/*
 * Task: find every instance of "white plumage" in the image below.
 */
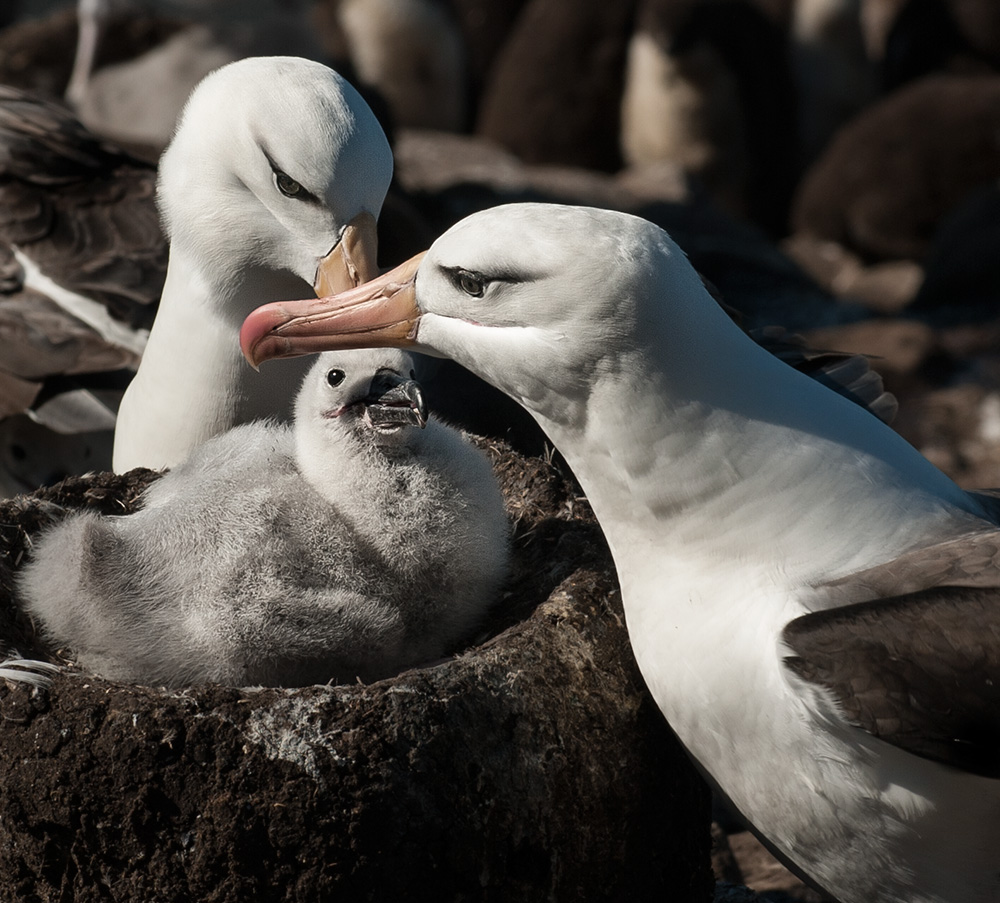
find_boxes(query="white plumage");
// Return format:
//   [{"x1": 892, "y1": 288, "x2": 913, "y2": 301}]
[
  {"x1": 241, "y1": 202, "x2": 1000, "y2": 903},
  {"x1": 20, "y1": 348, "x2": 509, "y2": 688},
  {"x1": 113, "y1": 55, "x2": 392, "y2": 472}
]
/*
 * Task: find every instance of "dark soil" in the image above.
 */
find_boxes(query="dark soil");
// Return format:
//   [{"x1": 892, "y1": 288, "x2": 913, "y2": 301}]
[{"x1": 0, "y1": 442, "x2": 712, "y2": 902}]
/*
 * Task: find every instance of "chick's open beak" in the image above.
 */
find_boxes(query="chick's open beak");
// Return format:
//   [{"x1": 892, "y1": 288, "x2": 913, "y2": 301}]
[
  {"x1": 241, "y1": 251, "x2": 425, "y2": 369},
  {"x1": 365, "y1": 372, "x2": 427, "y2": 430}
]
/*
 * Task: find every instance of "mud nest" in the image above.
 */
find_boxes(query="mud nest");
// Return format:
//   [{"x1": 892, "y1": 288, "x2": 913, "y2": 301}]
[{"x1": 0, "y1": 441, "x2": 711, "y2": 902}]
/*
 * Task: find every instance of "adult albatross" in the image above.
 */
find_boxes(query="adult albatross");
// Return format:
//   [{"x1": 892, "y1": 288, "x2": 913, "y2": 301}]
[
  {"x1": 112, "y1": 55, "x2": 392, "y2": 472},
  {"x1": 241, "y1": 203, "x2": 1000, "y2": 903}
]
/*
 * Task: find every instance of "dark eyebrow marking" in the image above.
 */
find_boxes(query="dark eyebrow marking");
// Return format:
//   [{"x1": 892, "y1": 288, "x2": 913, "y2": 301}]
[
  {"x1": 260, "y1": 146, "x2": 323, "y2": 206},
  {"x1": 440, "y1": 265, "x2": 532, "y2": 285}
]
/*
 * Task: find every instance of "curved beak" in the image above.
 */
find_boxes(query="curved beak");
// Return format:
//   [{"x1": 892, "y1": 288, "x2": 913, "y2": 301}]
[
  {"x1": 315, "y1": 210, "x2": 380, "y2": 296},
  {"x1": 365, "y1": 372, "x2": 427, "y2": 430},
  {"x1": 241, "y1": 251, "x2": 425, "y2": 369}
]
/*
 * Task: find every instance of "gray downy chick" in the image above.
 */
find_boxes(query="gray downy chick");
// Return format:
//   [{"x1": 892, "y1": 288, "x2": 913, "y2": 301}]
[{"x1": 18, "y1": 348, "x2": 510, "y2": 687}]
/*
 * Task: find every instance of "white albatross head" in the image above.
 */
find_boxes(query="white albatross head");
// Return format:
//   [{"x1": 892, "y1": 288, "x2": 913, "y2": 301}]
[
  {"x1": 113, "y1": 56, "x2": 394, "y2": 473},
  {"x1": 296, "y1": 348, "x2": 427, "y2": 451},
  {"x1": 239, "y1": 203, "x2": 739, "y2": 431},
  {"x1": 158, "y1": 56, "x2": 393, "y2": 311},
  {"x1": 238, "y1": 201, "x2": 961, "y2": 499},
  {"x1": 292, "y1": 348, "x2": 429, "y2": 507}
]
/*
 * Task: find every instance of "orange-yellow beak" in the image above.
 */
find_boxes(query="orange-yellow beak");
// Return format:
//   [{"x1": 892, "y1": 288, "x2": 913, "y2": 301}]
[
  {"x1": 241, "y1": 251, "x2": 425, "y2": 369},
  {"x1": 315, "y1": 210, "x2": 380, "y2": 296}
]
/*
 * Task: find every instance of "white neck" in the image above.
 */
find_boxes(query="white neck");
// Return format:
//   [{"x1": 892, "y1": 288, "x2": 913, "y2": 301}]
[
  {"x1": 294, "y1": 415, "x2": 375, "y2": 515},
  {"x1": 534, "y1": 308, "x2": 978, "y2": 603},
  {"x1": 293, "y1": 417, "x2": 451, "y2": 552},
  {"x1": 113, "y1": 249, "x2": 312, "y2": 472},
  {"x1": 525, "y1": 312, "x2": 995, "y2": 900}
]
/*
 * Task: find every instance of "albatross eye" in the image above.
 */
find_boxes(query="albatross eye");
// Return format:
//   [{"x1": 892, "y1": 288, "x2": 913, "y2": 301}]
[
  {"x1": 456, "y1": 270, "x2": 486, "y2": 298},
  {"x1": 326, "y1": 368, "x2": 346, "y2": 387},
  {"x1": 275, "y1": 171, "x2": 302, "y2": 198}
]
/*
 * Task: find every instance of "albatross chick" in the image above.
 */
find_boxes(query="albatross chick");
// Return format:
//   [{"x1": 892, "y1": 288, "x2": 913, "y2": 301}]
[{"x1": 20, "y1": 348, "x2": 508, "y2": 688}]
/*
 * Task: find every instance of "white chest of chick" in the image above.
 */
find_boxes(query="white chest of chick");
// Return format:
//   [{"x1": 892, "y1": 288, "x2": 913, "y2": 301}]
[{"x1": 20, "y1": 349, "x2": 509, "y2": 687}]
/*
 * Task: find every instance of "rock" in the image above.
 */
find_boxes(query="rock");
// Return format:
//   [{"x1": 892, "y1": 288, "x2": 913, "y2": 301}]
[
  {"x1": 711, "y1": 822, "x2": 743, "y2": 886},
  {"x1": 713, "y1": 882, "x2": 762, "y2": 902},
  {"x1": 0, "y1": 443, "x2": 712, "y2": 901}
]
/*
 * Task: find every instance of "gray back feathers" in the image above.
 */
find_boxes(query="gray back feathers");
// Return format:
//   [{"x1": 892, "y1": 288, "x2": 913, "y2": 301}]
[{"x1": 18, "y1": 349, "x2": 509, "y2": 687}]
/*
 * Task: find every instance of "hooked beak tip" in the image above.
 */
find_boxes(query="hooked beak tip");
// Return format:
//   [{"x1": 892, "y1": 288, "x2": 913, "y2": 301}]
[{"x1": 240, "y1": 251, "x2": 426, "y2": 366}]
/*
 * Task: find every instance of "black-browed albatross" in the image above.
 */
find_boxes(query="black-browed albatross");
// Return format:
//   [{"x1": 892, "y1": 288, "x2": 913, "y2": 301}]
[
  {"x1": 19, "y1": 347, "x2": 509, "y2": 688},
  {"x1": 241, "y1": 202, "x2": 1000, "y2": 903},
  {"x1": 112, "y1": 54, "x2": 393, "y2": 472}
]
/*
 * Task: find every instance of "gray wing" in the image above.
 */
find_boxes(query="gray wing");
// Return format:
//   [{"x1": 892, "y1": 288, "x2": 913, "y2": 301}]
[
  {"x1": 785, "y1": 528, "x2": 1000, "y2": 777},
  {"x1": 784, "y1": 587, "x2": 1000, "y2": 777},
  {"x1": 821, "y1": 528, "x2": 1000, "y2": 599}
]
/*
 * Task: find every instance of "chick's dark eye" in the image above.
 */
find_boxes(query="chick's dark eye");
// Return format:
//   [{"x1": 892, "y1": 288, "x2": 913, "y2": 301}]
[
  {"x1": 326, "y1": 368, "x2": 346, "y2": 387},
  {"x1": 275, "y1": 171, "x2": 302, "y2": 198},
  {"x1": 456, "y1": 271, "x2": 485, "y2": 297},
  {"x1": 409, "y1": 369, "x2": 416, "y2": 379}
]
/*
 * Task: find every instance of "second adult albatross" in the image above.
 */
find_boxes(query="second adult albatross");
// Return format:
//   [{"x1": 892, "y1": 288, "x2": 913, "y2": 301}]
[
  {"x1": 112, "y1": 55, "x2": 392, "y2": 472},
  {"x1": 241, "y1": 203, "x2": 1000, "y2": 903},
  {"x1": 21, "y1": 348, "x2": 508, "y2": 687}
]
